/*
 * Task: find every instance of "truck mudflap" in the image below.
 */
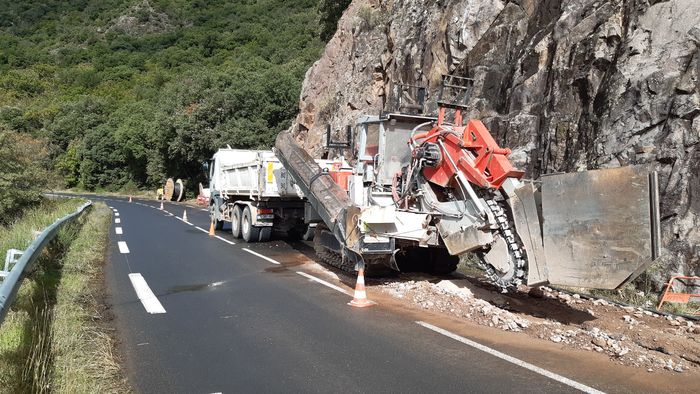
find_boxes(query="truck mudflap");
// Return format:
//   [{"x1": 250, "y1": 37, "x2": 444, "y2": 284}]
[{"x1": 522, "y1": 166, "x2": 661, "y2": 289}]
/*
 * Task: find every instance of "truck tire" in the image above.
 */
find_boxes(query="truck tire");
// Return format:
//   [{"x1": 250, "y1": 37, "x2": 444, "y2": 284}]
[
  {"x1": 231, "y1": 205, "x2": 243, "y2": 239},
  {"x1": 241, "y1": 206, "x2": 260, "y2": 243}
]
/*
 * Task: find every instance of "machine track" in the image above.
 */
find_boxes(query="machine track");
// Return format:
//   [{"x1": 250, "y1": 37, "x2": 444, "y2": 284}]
[
  {"x1": 479, "y1": 199, "x2": 527, "y2": 290},
  {"x1": 313, "y1": 225, "x2": 355, "y2": 272},
  {"x1": 312, "y1": 224, "x2": 397, "y2": 276}
]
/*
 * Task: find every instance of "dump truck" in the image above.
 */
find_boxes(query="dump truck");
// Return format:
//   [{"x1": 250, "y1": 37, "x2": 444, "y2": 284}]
[
  {"x1": 271, "y1": 75, "x2": 661, "y2": 290},
  {"x1": 206, "y1": 148, "x2": 343, "y2": 242}
]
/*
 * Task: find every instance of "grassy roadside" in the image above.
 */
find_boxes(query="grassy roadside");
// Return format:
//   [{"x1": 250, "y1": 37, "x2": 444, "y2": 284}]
[
  {"x1": 0, "y1": 200, "x2": 129, "y2": 393},
  {"x1": 50, "y1": 203, "x2": 129, "y2": 393},
  {"x1": 0, "y1": 198, "x2": 87, "y2": 392},
  {"x1": 0, "y1": 198, "x2": 86, "y2": 259}
]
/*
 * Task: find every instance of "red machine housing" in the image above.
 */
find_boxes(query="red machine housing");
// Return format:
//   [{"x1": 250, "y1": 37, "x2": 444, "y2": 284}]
[
  {"x1": 412, "y1": 109, "x2": 524, "y2": 189},
  {"x1": 328, "y1": 162, "x2": 353, "y2": 191}
]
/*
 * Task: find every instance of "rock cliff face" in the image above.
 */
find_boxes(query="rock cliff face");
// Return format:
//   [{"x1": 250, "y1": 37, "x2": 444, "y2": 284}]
[{"x1": 292, "y1": 0, "x2": 700, "y2": 283}]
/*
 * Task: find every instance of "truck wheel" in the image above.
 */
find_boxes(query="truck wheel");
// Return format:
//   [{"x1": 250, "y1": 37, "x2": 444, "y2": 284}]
[
  {"x1": 259, "y1": 227, "x2": 272, "y2": 242},
  {"x1": 241, "y1": 206, "x2": 260, "y2": 243},
  {"x1": 231, "y1": 205, "x2": 243, "y2": 239}
]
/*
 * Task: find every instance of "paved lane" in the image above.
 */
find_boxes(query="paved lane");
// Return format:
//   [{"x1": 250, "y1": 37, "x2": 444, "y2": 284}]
[{"x1": 101, "y1": 196, "x2": 594, "y2": 393}]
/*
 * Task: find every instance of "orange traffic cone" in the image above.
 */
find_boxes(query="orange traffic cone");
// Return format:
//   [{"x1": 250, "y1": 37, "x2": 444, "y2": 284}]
[
  {"x1": 129, "y1": 195, "x2": 133, "y2": 203},
  {"x1": 159, "y1": 201, "x2": 164, "y2": 210},
  {"x1": 208, "y1": 220, "x2": 216, "y2": 237},
  {"x1": 183, "y1": 210, "x2": 188, "y2": 222},
  {"x1": 348, "y1": 265, "x2": 375, "y2": 308}
]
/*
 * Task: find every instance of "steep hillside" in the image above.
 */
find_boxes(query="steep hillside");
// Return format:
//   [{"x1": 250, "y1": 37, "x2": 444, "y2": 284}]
[
  {"x1": 0, "y1": 0, "x2": 326, "y2": 190},
  {"x1": 291, "y1": 0, "x2": 699, "y2": 281}
]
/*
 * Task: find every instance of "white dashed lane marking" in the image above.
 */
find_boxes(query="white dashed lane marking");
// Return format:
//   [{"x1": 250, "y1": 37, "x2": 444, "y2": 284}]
[
  {"x1": 115, "y1": 227, "x2": 123, "y2": 235},
  {"x1": 118, "y1": 241, "x2": 130, "y2": 254},
  {"x1": 115, "y1": 218, "x2": 121, "y2": 224},
  {"x1": 215, "y1": 235, "x2": 235, "y2": 245},
  {"x1": 128, "y1": 273, "x2": 166, "y2": 314},
  {"x1": 296, "y1": 271, "x2": 351, "y2": 295},
  {"x1": 242, "y1": 248, "x2": 281, "y2": 265}
]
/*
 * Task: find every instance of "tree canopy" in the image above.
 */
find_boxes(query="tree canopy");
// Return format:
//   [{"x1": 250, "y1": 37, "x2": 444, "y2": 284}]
[{"x1": 0, "y1": 0, "x2": 344, "y2": 192}]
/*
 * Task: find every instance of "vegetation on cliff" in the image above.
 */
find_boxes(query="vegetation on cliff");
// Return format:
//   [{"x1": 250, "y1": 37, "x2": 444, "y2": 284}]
[{"x1": 1, "y1": 0, "x2": 338, "y2": 191}]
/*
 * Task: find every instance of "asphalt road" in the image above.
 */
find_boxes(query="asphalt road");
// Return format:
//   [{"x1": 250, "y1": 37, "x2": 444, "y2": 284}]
[{"x1": 96, "y1": 196, "x2": 596, "y2": 393}]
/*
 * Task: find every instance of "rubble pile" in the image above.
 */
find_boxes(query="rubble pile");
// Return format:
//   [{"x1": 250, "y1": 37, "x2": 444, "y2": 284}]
[
  {"x1": 378, "y1": 277, "x2": 700, "y2": 373},
  {"x1": 384, "y1": 280, "x2": 531, "y2": 332}
]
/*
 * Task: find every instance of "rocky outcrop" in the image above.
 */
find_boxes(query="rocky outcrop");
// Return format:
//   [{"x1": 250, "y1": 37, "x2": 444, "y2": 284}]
[
  {"x1": 292, "y1": 0, "x2": 700, "y2": 283},
  {"x1": 104, "y1": 0, "x2": 173, "y2": 36}
]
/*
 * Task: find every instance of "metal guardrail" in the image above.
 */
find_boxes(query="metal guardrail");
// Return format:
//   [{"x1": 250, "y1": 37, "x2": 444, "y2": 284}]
[{"x1": 0, "y1": 200, "x2": 92, "y2": 324}]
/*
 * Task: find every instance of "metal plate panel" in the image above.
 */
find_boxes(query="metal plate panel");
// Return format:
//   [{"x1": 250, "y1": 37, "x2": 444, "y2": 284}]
[
  {"x1": 377, "y1": 122, "x2": 418, "y2": 185},
  {"x1": 542, "y1": 166, "x2": 653, "y2": 289}
]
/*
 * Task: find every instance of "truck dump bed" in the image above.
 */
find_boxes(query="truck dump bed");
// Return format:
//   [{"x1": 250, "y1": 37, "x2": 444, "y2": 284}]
[{"x1": 212, "y1": 149, "x2": 302, "y2": 200}]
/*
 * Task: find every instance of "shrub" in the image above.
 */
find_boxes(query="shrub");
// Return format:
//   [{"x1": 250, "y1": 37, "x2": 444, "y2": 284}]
[{"x1": 0, "y1": 131, "x2": 48, "y2": 224}]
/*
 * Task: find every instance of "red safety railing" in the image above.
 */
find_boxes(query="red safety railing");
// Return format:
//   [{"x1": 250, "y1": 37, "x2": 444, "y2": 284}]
[{"x1": 657, "y1": 276, "x2": 700, "y2": 315}]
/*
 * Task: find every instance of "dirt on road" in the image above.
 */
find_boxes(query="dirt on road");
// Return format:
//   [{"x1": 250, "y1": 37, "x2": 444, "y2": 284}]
[
  {"x1": 262, "y1": 239, "x2": 699, "y2": 378},
  {"x1": 374, "y1": 274, "x2": 699, "y2": 374}
]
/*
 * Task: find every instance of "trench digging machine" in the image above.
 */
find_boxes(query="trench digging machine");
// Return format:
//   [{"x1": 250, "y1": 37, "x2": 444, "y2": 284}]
[{"x1": 275, "y1": 75, "x2": 660, "y2": 290}]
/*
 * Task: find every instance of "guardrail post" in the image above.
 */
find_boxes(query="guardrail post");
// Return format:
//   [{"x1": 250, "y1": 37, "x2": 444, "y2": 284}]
[{"x1": 0, "y1": 249, "x2": 24, "y2": 280}]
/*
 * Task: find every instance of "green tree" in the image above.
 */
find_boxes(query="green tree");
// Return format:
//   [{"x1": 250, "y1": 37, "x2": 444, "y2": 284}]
[
  {"x1": 318, "y1": 0, "x2": 352, "y2": 41},
  {"x1": 0, "y1": 0, "x2": 344, "y2": 192},
  {"x1": 54, "y1": 140, "x2": 81, "y2": 188},
  {"x1": 0, "y1": 130, "x2": 47, "y2": 224},
  {"x1": 79, "y1": 126, "x2": 127, "y2": 190}
]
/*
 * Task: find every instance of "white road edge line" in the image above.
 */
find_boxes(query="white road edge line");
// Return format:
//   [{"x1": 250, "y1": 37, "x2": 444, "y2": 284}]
[
  {"x1": 128, "y1": 273, "x2": 166, "y2": 314},
  {"x1": 296, "y1": 271, "x2": 351, "y2": 295},
  {"x1": 415, "y1": 321, "x2": 605, "y2": 394},
  {"x1": 115, "y1": 218, "x2": 121, "y2": 224},
  {"x1": 242, "y1": 248, "x2": 281, "y2": 265},
  {"x1": 194, "y1": 226, "x2": 209, "y2": 233},
  {"x1": 215, "y1": 235, "x2": 235, "y2": 245},
  {"x1": 117, "y1": 241, "x2": 130, "y2": 254},
  {"x1": 115, "y1": 227, "x2": 123, "y2": 235}
]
